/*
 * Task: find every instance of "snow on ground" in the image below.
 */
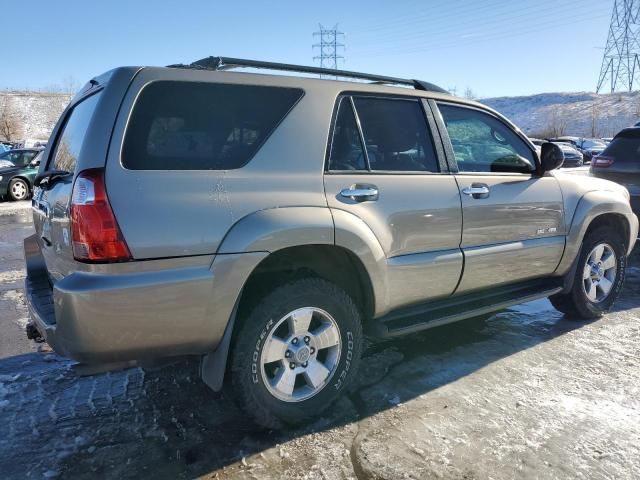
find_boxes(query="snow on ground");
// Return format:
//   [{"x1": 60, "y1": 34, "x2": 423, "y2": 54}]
[{"x1": 0, "y1": 200, "x2": 638, "y2": 479}]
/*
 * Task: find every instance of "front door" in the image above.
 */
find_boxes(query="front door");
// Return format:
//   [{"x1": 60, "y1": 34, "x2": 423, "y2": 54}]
[
  {"x1": 324, "y1": 95, "x2": 463, "y2": 310},
  {"x1": 435, "y1": 102, "x2": 565, "y2": 293}
]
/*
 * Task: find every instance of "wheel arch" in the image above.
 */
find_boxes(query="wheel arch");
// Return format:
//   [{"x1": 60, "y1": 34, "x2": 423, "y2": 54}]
[{"x1": 557, "y1": 190, "x2": 638, "y2": 275}]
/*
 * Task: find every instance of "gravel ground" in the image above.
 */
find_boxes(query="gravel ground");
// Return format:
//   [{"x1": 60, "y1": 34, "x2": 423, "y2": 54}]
[{"x1": 0, "y1": 200, "x2": 639, "y2": 479}]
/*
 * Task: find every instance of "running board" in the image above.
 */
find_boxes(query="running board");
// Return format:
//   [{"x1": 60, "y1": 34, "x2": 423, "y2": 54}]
[{"x1": 368, "y1": 278, "x2": 563, "y2": 338}]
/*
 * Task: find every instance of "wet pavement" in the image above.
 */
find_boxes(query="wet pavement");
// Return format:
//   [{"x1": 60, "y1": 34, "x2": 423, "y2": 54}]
[{"x1": 0, "y1": 200, "x2": 639, "y2": 479}]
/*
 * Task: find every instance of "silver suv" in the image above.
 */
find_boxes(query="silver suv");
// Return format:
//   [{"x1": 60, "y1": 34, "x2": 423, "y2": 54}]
[{"x1": 24, "y1": 57, "x2": 638, "y2": 428}]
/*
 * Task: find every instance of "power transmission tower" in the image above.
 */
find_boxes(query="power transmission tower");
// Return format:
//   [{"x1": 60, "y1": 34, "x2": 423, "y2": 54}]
[
  {"x1": 596, "y1": 0, "x2": 640, "y2": 93},
  {"x1": 313, "y1": 24, "x2": 345, "y2": 77}
]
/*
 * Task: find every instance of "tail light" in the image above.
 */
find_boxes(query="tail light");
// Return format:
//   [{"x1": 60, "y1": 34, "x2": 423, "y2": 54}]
[
  {"x1": 591, "y1": 155, "x2": 615, "y2": 167},
  {"x1": 70, "y1": 169, "x2": 131, "y2": 262}
]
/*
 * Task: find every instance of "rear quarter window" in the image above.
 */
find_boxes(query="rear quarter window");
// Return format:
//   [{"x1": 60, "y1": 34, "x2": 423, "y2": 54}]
[
  {"x1": 50, "y1": 91, "x2": 103, "y2": 172},
  {"x1": 122, "y1": 81, "x2": 304, "y2": 170}
]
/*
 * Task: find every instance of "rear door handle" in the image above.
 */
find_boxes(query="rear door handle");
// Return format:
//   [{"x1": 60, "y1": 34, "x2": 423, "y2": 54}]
[
  {"x1": 340, "y1": 184, "x2": 379, "y2": 202},
  {"x1": 462, "y1": 184, "x2": 490, "y2": 199}
]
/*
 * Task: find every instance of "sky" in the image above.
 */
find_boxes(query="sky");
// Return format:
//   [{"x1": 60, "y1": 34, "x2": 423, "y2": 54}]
[{"x1": 3, "y1": 0, "x2": 614, "y2": 98}]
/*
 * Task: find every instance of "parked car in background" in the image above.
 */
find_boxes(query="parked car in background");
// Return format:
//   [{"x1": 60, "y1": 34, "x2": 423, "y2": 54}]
[
  {"x1": 549, "y1": 136, "x2": 580, "y2": 147},
  {"x1": 0, "y1": 143, "x2": 10, "y2": 153},
  {"x1": 551, "y1": 141, "x2": 583, "y2": 167},
  {"x1": 591, "y1": 127, "x2": 640, "y2": 212},
  {"x1": 23, "y1": 58, "x2": 637, "y2": 428},
  {"x1": 576, "y1": 138, "x2": 606, "y2": 164},
  {"x1": 0, "y1": 149, "x2": 42, "y2": 201}
]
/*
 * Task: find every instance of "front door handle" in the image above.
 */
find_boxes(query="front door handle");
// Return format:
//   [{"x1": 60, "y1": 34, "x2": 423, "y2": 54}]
[
  {"x1": 340, "y1": 184, "x2": 379, "y2": 202},
  {"x1": 462, "y1": 183, "x2": 490, "y2": 199}
]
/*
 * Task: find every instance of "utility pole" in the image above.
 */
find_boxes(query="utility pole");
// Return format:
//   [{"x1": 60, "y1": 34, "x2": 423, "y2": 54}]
[
  {"x1": 596, "y1": 0, "x2": 640, "y2": 93},
  {"x1": 313, "y1": 24, "x2": 345, "y2": 77}
]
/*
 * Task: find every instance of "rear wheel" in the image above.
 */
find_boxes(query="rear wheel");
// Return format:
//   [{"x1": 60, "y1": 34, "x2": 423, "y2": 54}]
[
  {"x1": 229, "y1": 278, "x2": 363, "y2": 429},
  {"x1": 550, "y1": 226, "x2": 626, "y2": 319},
  {"x1": 8, "y1": 178, "x2": 29, "y2": 201}
]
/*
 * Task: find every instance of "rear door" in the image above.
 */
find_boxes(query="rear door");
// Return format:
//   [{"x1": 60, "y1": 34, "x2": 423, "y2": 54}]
[
  {"x1": 324, "y1": 95, "x2": 463, "y2": 310},
  {"x1": 434, "y1": 102, "x2": 565, "y2": 293}
]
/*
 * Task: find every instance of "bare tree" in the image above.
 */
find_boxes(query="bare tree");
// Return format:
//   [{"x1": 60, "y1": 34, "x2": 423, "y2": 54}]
[
  {"x1": 0, "y1": 98, "x2": 22, "y2": 142},
  {"x1": 547, "y1": 106, "x2": 568, "y2": 137},
  {"x1": 61, "y1": 75, "x2": 80, "y2": 95},
  {"x1": 589, "y1": 105, "x2": 601, "y2": 138}
]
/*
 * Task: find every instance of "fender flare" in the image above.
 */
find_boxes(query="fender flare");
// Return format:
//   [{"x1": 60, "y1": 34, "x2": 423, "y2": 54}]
[
  {"x1": 556, "y1": 190, "x2": 637, "y2": 275},
  {"x1": 216, "y1": 206, "x2": 334, "y2": 254},
  {"x1": 330, "y1": 208, "x2": 389, "y2": 317}
]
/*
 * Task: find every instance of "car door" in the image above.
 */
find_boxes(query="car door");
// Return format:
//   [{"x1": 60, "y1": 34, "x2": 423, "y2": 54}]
[
  {"x1": 324, "y1": 95, "x2": 463, "y2": 311},
  {"x1": 434, "y1": 101, "x2": 565, "y2": 293}
]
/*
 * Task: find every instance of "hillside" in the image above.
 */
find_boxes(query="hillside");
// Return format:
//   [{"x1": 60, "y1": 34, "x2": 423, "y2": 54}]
[
  {"x1": 482, "y1": 90, "x2": 640, "y2": 138},
  {"x1": 0, "y1": 91, "x2": 71, "y2": 141},
  {"x1": 2, "y1": 89, "x2": 640, "y2": 143}
]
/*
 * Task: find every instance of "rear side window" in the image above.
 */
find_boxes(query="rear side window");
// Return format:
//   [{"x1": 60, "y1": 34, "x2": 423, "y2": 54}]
[
  {"x1": 354, "y1": 97, "x2": 439, "y2": 172},
  {"x1": 122, "y1": 81, "x2": 303, "y2": 170},
  {"x1": 601, "y1": 136, "x2": 640, "y2": 163},
  {"x1": 50, "y1": 92, "x2": 102, "y2": 172}
]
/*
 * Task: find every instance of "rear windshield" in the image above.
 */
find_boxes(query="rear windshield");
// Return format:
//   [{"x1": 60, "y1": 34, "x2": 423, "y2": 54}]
[
  {"x1": 50, "y1": 91, "x2": 102, "y2": 172},
  {"x1": 601, "y1": 136, "x2": 640, "y2": 163},
  {"x1": 122, "y1": 81, "x2": 304, "y2": 170}
]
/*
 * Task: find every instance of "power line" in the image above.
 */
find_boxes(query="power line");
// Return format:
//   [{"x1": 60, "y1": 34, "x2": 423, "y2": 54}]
[
  {"x1": 313, "y1": 24, "x2": 345, "y2": 77},
  {"x1": 596, "y1": 0, "x2": 640, "y2": 93},
  {"x1": 351, "y1": 4, "x2": 609, "y2": 56},
  {"x1": 351, "y1": 10, "x2": 608, "y2": 58}
]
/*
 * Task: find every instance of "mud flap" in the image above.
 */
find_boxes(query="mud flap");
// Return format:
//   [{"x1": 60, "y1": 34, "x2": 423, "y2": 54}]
[{"x1": 200, "y1": 294, "x2": 241, "y2": 391}]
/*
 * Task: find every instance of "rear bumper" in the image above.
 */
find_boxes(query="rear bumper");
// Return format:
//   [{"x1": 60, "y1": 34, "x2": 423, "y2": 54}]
[{"x1": 24, "y1": 234, "x2": 266, "y2": 363}]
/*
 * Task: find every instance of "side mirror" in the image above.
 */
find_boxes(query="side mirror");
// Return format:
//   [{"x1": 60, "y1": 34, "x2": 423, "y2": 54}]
[
  {"x1": 540, "y1": 142, "x2": 564, "y2": 172},
  {"x1": 29, "y1": 160, "x2": 40, "y2": 168}
]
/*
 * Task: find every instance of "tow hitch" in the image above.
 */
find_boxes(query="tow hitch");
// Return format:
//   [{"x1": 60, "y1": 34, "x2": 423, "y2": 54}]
[{"x1": 26, "y1": 322, "x2": 44, "y2": 343}]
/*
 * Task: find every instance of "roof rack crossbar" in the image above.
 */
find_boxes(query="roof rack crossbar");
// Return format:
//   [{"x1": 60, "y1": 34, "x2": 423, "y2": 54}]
[{"x1": 167, "y1": 56, "x2": 449, "y2": 94}]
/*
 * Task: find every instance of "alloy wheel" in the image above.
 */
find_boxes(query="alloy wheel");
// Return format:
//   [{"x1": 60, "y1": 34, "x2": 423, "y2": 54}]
[
  {"x1": 260, "y1": 307, "x2": 341, "y2": 402},
  {"x1": 582, "y1": 243, "x2": 617, "y2": 303}
]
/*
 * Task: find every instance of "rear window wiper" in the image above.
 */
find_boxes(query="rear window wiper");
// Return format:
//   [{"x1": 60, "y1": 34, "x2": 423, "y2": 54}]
[{"x1": 34, "y1": 169, "x2": 72, "y2": 188}]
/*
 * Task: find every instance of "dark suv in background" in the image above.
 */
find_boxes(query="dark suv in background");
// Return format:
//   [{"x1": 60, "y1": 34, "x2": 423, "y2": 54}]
[{"x1": 591, "y1": 127, "x2": 640, "y2": 212}]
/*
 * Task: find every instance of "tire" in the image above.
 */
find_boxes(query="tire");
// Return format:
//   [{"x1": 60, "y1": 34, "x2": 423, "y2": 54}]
[
  {"x1": 229, "y1": 277, "x2": 363, "y2": 429},
  {"x1": 550, "y1": 226, "x2": 626, "y2": 320},
  {"x1": 8, "y1": 178, "x2": 29, "y2": 201}
]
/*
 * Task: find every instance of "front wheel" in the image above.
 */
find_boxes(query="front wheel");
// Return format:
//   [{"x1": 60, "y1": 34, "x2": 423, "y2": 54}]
[
  {"x1": 550, "y1": 226, "x2": 626, "y2": 319},
  {"x1": 229, "y1": 278, "x2": 363, "y2": 429}
]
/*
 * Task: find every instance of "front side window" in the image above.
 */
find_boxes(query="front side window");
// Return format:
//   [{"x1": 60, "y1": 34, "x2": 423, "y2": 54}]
[
  {"x1": 51, "y1": 92, "x2": 102, "y2": 172},
  {"x1": 122, "y1": 81, "x2": 303, "y2": 170},
  {"x1": 354, "y1": 97, "x2": 439, "y2": 172},
  {"x1": 438, "y1": 104, "x2": 536, "y2": 174}
]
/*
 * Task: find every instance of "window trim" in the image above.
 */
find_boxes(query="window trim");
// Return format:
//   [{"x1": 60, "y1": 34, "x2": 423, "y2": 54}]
[
  {"x1": 433, "y1": 100, "x2": 540, "y2": 176},
  {"x1": 325, "y1": 92, "x2": 450, "y2": 175}
]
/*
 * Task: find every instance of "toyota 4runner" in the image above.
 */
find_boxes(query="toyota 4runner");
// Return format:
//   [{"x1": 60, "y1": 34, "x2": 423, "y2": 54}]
[{"x1": 24, "y1": 57, "x2": 638, "y2": 428}]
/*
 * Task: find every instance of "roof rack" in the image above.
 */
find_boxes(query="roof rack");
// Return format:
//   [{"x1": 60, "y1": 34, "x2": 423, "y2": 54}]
[{"x1": 167, "y1": 56, "x2": 449, "y2": 94}]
